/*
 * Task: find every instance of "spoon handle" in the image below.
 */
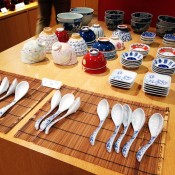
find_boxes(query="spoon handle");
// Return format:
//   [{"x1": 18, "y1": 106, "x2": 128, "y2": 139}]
[
  {"x1": 39, "y1": 110, "x2": 61, "y2": 131},
  {"x1": 114, "y1": 126, "x2": 128, "y2": 153},
  {"x1": 106, "y1": 125, "x2": 120, "y2": 153},
  {"x1": 90, "y1": 120, "x2": 105, "y2": 146},
  {"x1": 122, "y1": 131, "x2": 139, "y2": 158},
  {"x1": 136, "y1": 136, "x2": 156, "y2": 162},
  {"x1": 35, "y1": 109, "x2": 53, "y2": 130},
  {"x1": 0, "y1": 101, "x2": 16, "y2": 117}
]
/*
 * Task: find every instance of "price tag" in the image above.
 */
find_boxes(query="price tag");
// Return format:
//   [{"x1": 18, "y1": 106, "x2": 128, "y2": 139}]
[
  {"x1": 42, "y1": 78, "x2": 63, "y2": 89},
  {"x1": 15, "y1": 2, "x2": 25, "y2": 10},
  {"x1": 1, "y1": 7, "x2": 8, "y2": 13}
]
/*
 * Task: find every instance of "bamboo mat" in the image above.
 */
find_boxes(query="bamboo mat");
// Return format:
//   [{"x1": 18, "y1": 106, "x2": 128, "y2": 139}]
[
  {"x1": 0, "y1": 70, "x2": 52, "y2": 134},
  {"x1": 15, "y1": 85, "x2": 169, "y2": 175}
]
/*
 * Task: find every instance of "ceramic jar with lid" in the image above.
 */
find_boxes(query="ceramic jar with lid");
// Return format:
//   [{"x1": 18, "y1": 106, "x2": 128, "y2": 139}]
[
  {"x1": 109, "y1": 36, "x2": 125, "y2": 50},
  {"x1": 37, "y1": 27, "x2": 58, "y2": 53},
  {"x1": 79, "y1": 26, "x2": 96, "y2": 47},
  {"x1": 82, "y1": 48, "x2": 107, "y2": 74},
  {"x1": 21, "y1": 40, "x2": 46, "y2": 64},
  {"x1": 55, "y1": 27, "x2": 69, "y2": 43},
  {"x1": 68, "y1": 33, "x2": 87, "y2": 56},
  {"x1": 90, "y1": 24, "x2": 104, "y2": 39},
  {"x1": 92, "y1": 37, "x2": 116, "y2": 60},
  {"x1": 52, "y1": 42, "x2": 77, "y2": 66}
]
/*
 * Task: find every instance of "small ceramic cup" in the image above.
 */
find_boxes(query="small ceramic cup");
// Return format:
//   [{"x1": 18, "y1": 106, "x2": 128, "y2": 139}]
[
  {"x1": 109, "y1": 36, "x2": 125, "y2": 50},
  {"x1": 55, "y1": 27, "x2": 69, "y2": 43},
  {"x1": 90, "y1": 24, "x2": 104, "y2": 39}
]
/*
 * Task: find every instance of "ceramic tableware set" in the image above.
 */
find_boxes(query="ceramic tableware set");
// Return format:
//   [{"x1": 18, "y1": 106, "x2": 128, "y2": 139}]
[
  {"x1": 34, "y1": 90, "x2": 81, "y2": 134},
  {"x1": 0, "y1": 77, "x2": 29, "y2": 117},
  {"x1": 156, "y1": 47, "x2": 175, "y2": 60},
  {"x1": 143, "y1": 72, "x2": 171, "y2": 96},
  {"x1": 108, "y1": 69, "x2": 137, "y2": 89},
  {"x1": 90, "y1": 99, "x2": 164, "y2": 161},
  {"x1": 120, "y1": 51, "x2": 143, "y2": 69},
  {"x1": 140, "y1": 31, "x2": 156, "y2": 45},
  {"x1": 163, "y1": 34, "x2": 175, "y2": 47},
  {"x1": 129, "y1": 43, "x2": 150, "y2": 57},
  {"x1": 152, "y1": 58, "x2": 175, "y2": 76}
]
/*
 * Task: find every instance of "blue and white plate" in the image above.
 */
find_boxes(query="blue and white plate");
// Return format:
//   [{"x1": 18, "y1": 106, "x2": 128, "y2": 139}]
[
  {"x1": 163, "y1": 34, "x2": 175, "y2": 42},
  {"x1": 153, "y1": 58, "x2": 175, "y2": 69}
]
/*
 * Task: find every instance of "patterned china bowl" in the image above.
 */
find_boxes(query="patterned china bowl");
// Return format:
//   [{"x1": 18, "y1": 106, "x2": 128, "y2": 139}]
[
  {"x1": 163, "y1": 34, "x2": 175, "y2": 42},
  {"x1": 157, "y1": 15, "x2": 175, "y2": 27},
  {"x1": 130, "y1": 43, "x2": 150, "y2": 56},
  {"x1": 131, "y1": 12, "x2": 153, "y2": 23},
  {"x1": 157, "y1": 47, "x2": 175, "y2": 57},
  {"x1": 90, "y1": 24, "x2": 104, "y2": 38},
  {"x1": 131, "y1": 20, "x2": 151, "y2": 33},
  {"x1": 141, "y1": 31, "x2": 156, "y2": 39},
  {"x1": 153, "y1": 58, "x2": 175, "y2": 69},
  {"x1": 121, "y1": 51, "x2": 143, "y2": 61}
]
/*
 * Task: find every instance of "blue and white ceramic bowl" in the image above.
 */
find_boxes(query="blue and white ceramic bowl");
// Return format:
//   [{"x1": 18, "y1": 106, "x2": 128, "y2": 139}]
[
  {"x1": 141, "y1": 31, "x2": 156, "y2": 39},
  {"x1": 70, "y1": 7, "x2": 94, "y2": 25},
  {"x1": 90, "y1": 24, "x2": 104, "y2": 38},
  {"x1": 105, "y1": 10, "x2": 125, "y2": 19},
  {"x1": 57, "y1": 12, "x2": 83, "y2": 33},
  {"x1": 92, "y1": 37, "x2": 116, "y2": 60},
  {"x1": 163, "y1": 34, "x2": 175, "y2": 42}
]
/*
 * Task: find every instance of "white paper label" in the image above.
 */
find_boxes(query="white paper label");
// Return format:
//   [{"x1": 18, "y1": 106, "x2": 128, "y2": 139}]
[
  {"x1": 42, "y1": 78, "x2": 63, "y2": 89},
  {"x1": 1, "y1": 7, "x2": 8, "y2": 13},
  {"x1": 15, "y1": 2, "x2": 25, "y2": 10}
]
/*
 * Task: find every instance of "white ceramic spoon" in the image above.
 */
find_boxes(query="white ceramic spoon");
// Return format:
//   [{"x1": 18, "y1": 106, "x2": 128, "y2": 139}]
[
  {"x1": 0, "y1": 77, "x2": 10, "y2": 95},
  {"x1": 35, "y1": 90, "x2": 61, "y2": 130},
  {"x1": 45, "y1": 97, "x2": 81, "y2": 134},
  {"x1": 114, "y1": 104, "x2": 132, "y2": 153},
  {"x1": 122, "y1": 108, "x2": 145, "y2": 158},
  {"x1": 39, "y1": 93, "x2": 75, "y2": 131},
  {"x1": 0, "y1": 81, "x2": 29, "y2": 117},
  {"x1": 0, "y1": 79, "x2": 18, "y2": 101},
  {"x1": 106, "y1": 104, "x2": 123, "y2": 152},
  {"x1": 136, "y1": 113, "x2": 164, "y2": 162},
  {"x1": 89, "y1": 99, "x2": 110, "y2": 146}
]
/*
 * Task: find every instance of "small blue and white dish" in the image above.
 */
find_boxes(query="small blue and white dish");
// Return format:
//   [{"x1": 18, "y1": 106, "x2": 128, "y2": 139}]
[
  {"x1": 70, "y1": 7, "x2": 94, "y2": 25},
  {"x1": 141, "y1": 31, "x2": 156, "y2": 39},
  {"x1": 57, "y1": 12, "x2": 83, "y2": 33},
  {"x1": 163, "y1": 34, "x2": 175, "y2": 41},
  {"x1": 79, "y1": 26, "x2": 96, "y2": 47},
  {"x1": 92, "y1": 37, "x2": 116, "y2": 60}
]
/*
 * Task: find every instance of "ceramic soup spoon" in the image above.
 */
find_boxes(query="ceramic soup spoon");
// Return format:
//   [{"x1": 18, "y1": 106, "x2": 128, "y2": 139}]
[
  {"x1": 122, "y1": 108, "x2": 145, "y2": 158},
  {"x1": 35, "y1": 90, "x2": 61, "y2": 130},
  {"x1": 0, "y1": 81, "x2": 29, "y2": 117},
  {"x1": 106, "y1": 104, "x2": 123, "y2": 152},
  {"x1": 39, "y1": 93, "x2": 75, "y2": 131},
  {"x1": 45, "y1": 97, "x2": 81, "y2": 134},
  {"x1": 136, "y1": 113, "x2": 164, "y2": 162},
  {"x1": 114, "y1": 104, "x2": 132, "y2": 153},
  {"x1": 90, "y1": 99, "x2": 109, "y2": 146},
  {"x1": 0, "y1": 77, "x2": 10, "y2": 95},
  {"x1": 0, "y1": 79, "x2": 18, "y2": 101}
]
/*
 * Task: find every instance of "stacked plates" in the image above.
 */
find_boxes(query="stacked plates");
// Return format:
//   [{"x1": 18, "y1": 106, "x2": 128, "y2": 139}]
[
  {"x1": 156, "y1": 47, "x2": 175, "y2": 60},
  {"x1": 109, "y1": 69, "x2": 137, "y2": 89},
  {"x1": 120, "y1": 51, "x2": 143, "y2": 69},
  {"x1": 163, "y1": 34, "x2": 175, "y2": 47},
  {"x1": 140, "y1": 31, "x2": 156, "y2": 45},
  {"x1": 143, "y1": 72, "x2": 171, "y2": 96},
  {"x1": 152, "y1": 58, "x2": 175, "y2": 75},
  {"x1": 130, "y1": 43, "x2": 150, "y2": 57}
]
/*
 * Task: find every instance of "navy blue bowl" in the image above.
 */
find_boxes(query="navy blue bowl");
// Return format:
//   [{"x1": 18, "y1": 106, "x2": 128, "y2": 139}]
[
  {"x1": 131, "y1": 20, "x2": 151, "y2": 33},
  {"x1": 105, "y1": 17, "x2": 123, "y2": 30}
]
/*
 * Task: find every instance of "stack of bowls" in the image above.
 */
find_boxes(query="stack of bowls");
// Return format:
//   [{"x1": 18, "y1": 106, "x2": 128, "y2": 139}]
[
  {"x1": 156, "y1": 15, "x2": 175, "y2": 37},
  {"x1": 156, "y1": 47, "x2": 175, "y2": 60},
  {"x1": 140, "y1": 31, "x2": 156, "y2": 45},
  {"x1": 163, "y1": 34, "x2": 175, "y2": 47},
  {"x1": 105, "y1": 10, "x2": 124, "y2": 30},
  {"x1": 120, "y1": 51, "x2": 143, "y2": 69},
  {"x1": 152, "y1": 58, "x2": 175, "y2": 76},
  {"x1": 131, "y1": 12, "x2": 153, "y2": 33},
  {"x1": 129, "y1": 43, "x2": 150, "y2": 57}
]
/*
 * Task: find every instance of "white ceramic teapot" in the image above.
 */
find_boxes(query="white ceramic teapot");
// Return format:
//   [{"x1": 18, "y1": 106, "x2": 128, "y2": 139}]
[
  {"x1": 21, "y1": 39, "x2": 46, "y2": 64},
  {"x1": 52, "y1": 42, "x2": 77, "y2": 66}
]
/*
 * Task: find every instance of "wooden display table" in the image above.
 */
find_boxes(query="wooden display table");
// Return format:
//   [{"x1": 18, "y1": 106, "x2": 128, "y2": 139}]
[{"x1": 0, "y1": 18, "x2": 174, "y2": 175}]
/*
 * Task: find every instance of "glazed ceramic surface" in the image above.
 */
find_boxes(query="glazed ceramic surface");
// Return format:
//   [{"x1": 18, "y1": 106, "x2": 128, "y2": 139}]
[
  {"x1": 55, "y1": 28, "x2": 69, "y2": 43},
  {"x1": 112, "y1": 25, "x2": 132, "y2": 42},
  {"x1": 52, "y1": 42, "x2": 77, "y2": 66},
  {"x1": 158, "y1": 15, "x2": 175, "y2": 27},
  {"x1": 37, "y1": 27, "x2": 58, "y2": 53},
  {"x1": 57, "y1": 12, "x2": 83, "y2": 33},
  {"x1": 109, "y1": 36, "x2": 124, "y2": 50},
  {"x1": 131, "y1": 12, "x2": 153, "y2": 23},
  {"x1": 131, "y1": 20, "x2": 151, "y2": 33},
  {"x1": 90, "y1": 24, "x2": 104, "y2": 38},
  {"x1": 105, "y1": 10, "x2": 124, "y2": 19},
  {"x1": 70, "y1": 7, "x2": 94, "y2": 25},
  {"x1": 79, "y1": 26, "x2": 96, "y2": 47},
  {"x1": 68, "y1": 33, "x2": 87, "y2": 57},
  {"x1": 21, "y1": 40, "x2": 46, "y2": 64},
  {"x1": 156, "y1": 23, "x2": 175, "y2": 37},
  {"x1": 82, "y1": 48, "x2": 107, "y2": 74},
  {"x1": 92, "y1": 37, "x2": 116, "y2": 60}
]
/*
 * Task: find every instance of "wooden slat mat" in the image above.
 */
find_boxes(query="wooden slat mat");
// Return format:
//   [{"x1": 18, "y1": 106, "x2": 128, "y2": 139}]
[
  {"x1": 0, "y1": 70, "x2": 52, "y2": 134},
  {"x1": 15, "y1": 85, "x2": 169, "y2": 175}
]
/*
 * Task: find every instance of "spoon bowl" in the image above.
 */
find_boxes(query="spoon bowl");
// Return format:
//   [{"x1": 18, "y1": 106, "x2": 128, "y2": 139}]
[{"x1": 0, "y1": 77, "x2": 10, "y2": 95}]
